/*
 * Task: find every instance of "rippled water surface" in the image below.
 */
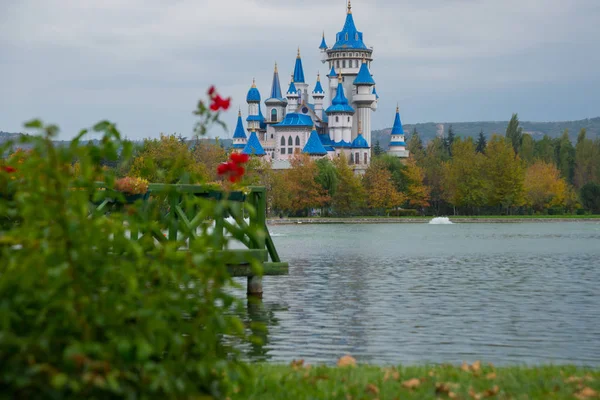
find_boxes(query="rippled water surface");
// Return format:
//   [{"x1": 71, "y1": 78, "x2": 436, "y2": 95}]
[{"x1": 235, "y1": 222, "x2": 600, "y2": 366}]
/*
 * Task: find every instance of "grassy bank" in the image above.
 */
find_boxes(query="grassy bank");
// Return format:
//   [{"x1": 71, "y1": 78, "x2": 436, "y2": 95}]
[{"x1": 232, "y1": 362, "x2": 599, "y2": 399}]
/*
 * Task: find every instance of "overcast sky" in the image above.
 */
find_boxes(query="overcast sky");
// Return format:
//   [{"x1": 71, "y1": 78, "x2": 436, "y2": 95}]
[{"x1": 1, "y1": 0, "x2": 599, "y2": 140}]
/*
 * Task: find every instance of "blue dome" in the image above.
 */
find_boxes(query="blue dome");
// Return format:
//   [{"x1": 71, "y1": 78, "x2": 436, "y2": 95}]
[
  {"x1": 326, "y1": 82, "x2": 354, "y2": 114},
  {"x1": 246, "y1": 81, "x2": 261, "y2": 103},
  {"x1": 351, "y1": 134, "x2": 369, "y2": 149},
  {"x1": 353, "y1": 61, "x2": 375, "y2": 86}
]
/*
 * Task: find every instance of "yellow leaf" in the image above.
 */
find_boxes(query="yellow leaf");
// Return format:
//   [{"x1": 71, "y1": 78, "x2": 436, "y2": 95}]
[
  {"x1": 337, "y1": 355, "x2": 356, "y2": 368},
  {"x1": 402, "y1": 378, "x2": 421, "y2": 389},
  {"x1": 486, "y1": 372, "x2": 497, "y2": 380},
  {"x1": 574, "y1": 387, "x2": 598, "y2": 400},
  {"x1": 366, "y1": 384, "x2": 380, "y2": 395},
  {"x1": 483, "y1": 385, "x2": 500, "y2": 397}
]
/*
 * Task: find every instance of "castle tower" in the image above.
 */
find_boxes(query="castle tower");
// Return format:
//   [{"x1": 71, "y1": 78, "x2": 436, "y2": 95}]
[
  {"x1": 327, "y1": 66, "x2": 338, "y2": 106},
  {"x1": 312, "y1": 73, "x2": 325, "y2": 120},
  {"x1": 265, "y1": 63, "x2": 287, "y2": 123},
  {"x1": 319, "y1": 32, "x2": 328, "y2": 63},
  {"x1": 293, "y1": 48, "x2": 308, "y2": 103},
  {"x1": 325, "y1": 74, "x2": 355, "y2": 144},
  {"x1": 387, "y1": 106, "x2": 410, "y2": 158},
  {"x1": 232, "y1": 109, "x2": 248, "y2": 152},
  {"x1": 246, "y1": 79, "x2": 262, "y2": 133},
  {"x1": 351, "y1": 120, "x2": 370, "y2": 167},
  {"x1": 353, "y1": 59, "x2": 376, "y2": 150},
  {"x1": 285, "y1": 76, "x2": 299, "y2": 114}
]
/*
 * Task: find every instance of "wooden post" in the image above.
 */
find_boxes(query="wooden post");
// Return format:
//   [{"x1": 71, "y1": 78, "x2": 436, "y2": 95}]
[{"x1": 247, "y1": 188, "x2": 266, "y2": 297}]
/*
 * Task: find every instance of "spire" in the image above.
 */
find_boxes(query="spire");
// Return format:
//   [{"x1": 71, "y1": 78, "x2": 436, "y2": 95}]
[
  {"x1": 287, "y1": 76, "x2": 298, "y2": 95},
  {"x1": 326, "y1": 79, "x2": 355, "y2": 114},
  {"x1": 353, "y1": 59, "x2": 375, "y2": 86},
  {"x1": 319, "y1": 31, "x2": 328, "y2": 50},
  {"x1": 242, "y1": 130, "x2": 266, "y2": 156},
  {"x1": 232, "y1": 111, "x2": 247, "y2": 139},
  {"x1": 328, "y1": 65, "x2": 338, "y2": 78},
  {"x1": 269, "y1": 62, "x2": 283, "y2": 100},
  {"x1": 303, "y1": 129, "x2": 328, "y2": 155},
  {"x1": 313, "y1": 72, "x2": 325, "y2": 94},
  {"x1": 293, "y1": 48, "x2": 305, "y2": 83},
  {"x1": 391, "y1": 106, "x2": 404, "y2": 135},
  {"x1": 348, "y1": 0, "x2": 352, "y2": 14},
  {"x1": 333, "y1": 0, "x2": 367, "y2": 50}
]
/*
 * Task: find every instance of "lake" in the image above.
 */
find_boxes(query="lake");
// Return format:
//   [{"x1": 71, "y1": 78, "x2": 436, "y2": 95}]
[{"x1": 235, "y1": 222, "x2": 600, "y2": 366}]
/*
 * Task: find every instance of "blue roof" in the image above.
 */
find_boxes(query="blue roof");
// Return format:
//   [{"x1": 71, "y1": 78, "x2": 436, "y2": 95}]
[
  {"x1": 246, "y1": 81, "x2": 261, "y2": 103},
  {"x1": 328, "y1": 66, "x2": 338, "y2": 78},
  {"x1": 353, "y1": 61, "x2": 375, "y2": 86},
  {"x1": 319, "y1": 133, "x2": 335, "y2": 146},
  {"x1": 334, "y1": 140, "x2": 352, "y2": 148},
  {"x1": 319, "y1": 33, "x2": 328, "y2": 50},
  {"x1": 326, "y1": 82, "x2": 355, "y2": 114},
  {"x1": 267, "y1": 65, "x2": 283, "y2": 101},
  {"x1": 303, "y1": 130, "x2": 328, "y2": 155},
  {"x1": 242, "y1": 131, "x2": 266, "y2": 156},
  {"x1": 389, "y1": 141, "x2": 406, "y2": 147},
  {"x1": 232, "y1": 113, "x2": 247, "y2": 139},
  {"x1": 274, "y1": 113, "x2": 314, "y2": 127},
  {"x1": 287, "y1": 80, "x2": 298, "y2": 94},
  {"x1": 332, "y1": 9, "x2": 368, "y2": 50},
  {"x1": 246, "y1": 115, "x2": 263, "y2": 122},
  {"x1": 313, "y1": 76, "x2": 325, "y2": 94},
  {"x1": 391, "y1": 108, "x2": 404, "y2": 135},
  {"x1": 373, "y1": 86, "x2": 379, "y2": 99},
  {"x1": 258, "y1": 104, "x2": 267, "y2": 130},
  {"x1": 351, "y1": 134, "x2": 370, "y2": 149},
  {"x1": 324, "y1": 146, "x2": 335, "y2": 152},
  {"x1": 293, "y1": 51, "x2": 305, "y2": 83}
]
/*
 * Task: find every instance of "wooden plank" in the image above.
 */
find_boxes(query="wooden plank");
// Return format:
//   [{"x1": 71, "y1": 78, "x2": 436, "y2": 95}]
[
  {"x1": 217, "y1": 249, "x2": 267, "y2": 264},
  {"x1": 227, "y1": 262, "x2": 289, "y2": 277}
]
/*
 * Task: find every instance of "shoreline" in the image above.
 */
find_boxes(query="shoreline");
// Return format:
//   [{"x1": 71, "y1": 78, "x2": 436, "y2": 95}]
[{"x1": 267, "y1": 217, "x2": 600, "y2": 225}]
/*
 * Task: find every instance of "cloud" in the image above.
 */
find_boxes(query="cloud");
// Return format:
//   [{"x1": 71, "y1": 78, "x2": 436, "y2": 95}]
[{"x1": 1, "y1": 0, "x2": 599, "y2": 139}]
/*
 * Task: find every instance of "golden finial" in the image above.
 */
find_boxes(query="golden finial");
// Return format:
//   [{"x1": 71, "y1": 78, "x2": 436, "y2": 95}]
[
  {"x1": 238, "y1": 107, "x2": 242, "y2": 117},
  {"x1": 338, "y1": 70, "x2": 343, "y2": 83},
  {"x1": 252, "y1": 78, "x2": 256, "y2": 88},
  {"x1": 297, "y1": 47, "x2": 301, "y2": 58},
  {"x1": 362, "y1": 57, "x2": 366, "y2": 64},
  {"x1": 274, "y1": 62, "x2": 278, "y2": 73},
  {"x1": 322, "y1": 31, "x2": 325, "y2": 38},
  {"x1": 348, "y1": 0, "x2": 352, "y2": 14},
  {"x1": 290, "y1": 74, "x2": 294, "y2": 83},
  {"x1": 396, "y1": 103, "x2": 400, "y2": 113},
  {"x1": 317, "y1": 72, "x2": 321, "y2": 81}
]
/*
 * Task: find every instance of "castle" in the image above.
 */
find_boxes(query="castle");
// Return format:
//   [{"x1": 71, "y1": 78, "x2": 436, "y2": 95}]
[{"x1": 232, "y1": 1, "x2": 409, "y2": 170}]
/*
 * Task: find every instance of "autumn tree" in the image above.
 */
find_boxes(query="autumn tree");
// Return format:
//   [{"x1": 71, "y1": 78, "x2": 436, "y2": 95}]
[
  {"x1": 442, "y1": 138, "x2": 487, "y2": 214},
  {"x1": 574, "y1": 128, "x2": 600, "y2": 189},
  {"x1": 403, "y1": 157, "x2": 430, "y2": 212},
  {"x1": 524, "y1": 161, "x2": 568, "y2": 212},
  {"x1": 484, "y1": 135, "x2": 525, "y2": 214},
  {"x1": 407, "y1": 128, "x2": 425, "y2": 162},
  {"x1": 363, "y1": 161, "x2": 406, "y2": 215},
  {"x1": 505, "y1": 113, "x2": 523, "y2": 155},
  {"x1": 375, "y1": 154, "x2": 409, "y2": 193},
  {"x1": 556, "y1": 129, "x2": 575, "y2": 184},
  {"x1": 331, "y1": 153, "x2": 366, "y2": 215},
  {"x1": 444, "y1": 125, "x2": 456, "y2": 157},
  {"x1": 520, "y1": 134, "x2": 536, "y2": 166},
  {"x1": 285, "y1": 153, "x2": 330, "y2": 216},
  {"x1": 421, "y1": 137, "x2": 448, "y2": 214},
  {"x1": 534, "y1": 135, "x2": 555, "y2": 164},
  {"x1": 192, "y1": 139, "x2": 228, "y2": 181},
  {"x1": 129, "y1": 134, "x2": 207, "y2": 183}
]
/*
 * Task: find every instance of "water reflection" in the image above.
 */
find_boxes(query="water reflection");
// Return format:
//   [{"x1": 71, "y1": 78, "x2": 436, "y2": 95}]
[{"x1": 235, "y1": 223, "x2": 600, "y2": 366}]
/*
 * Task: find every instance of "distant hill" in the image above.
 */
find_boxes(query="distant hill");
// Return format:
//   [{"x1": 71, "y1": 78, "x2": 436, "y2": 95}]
[{"x1": 373, "y1": 117, "x2": 600, "y2": 149}]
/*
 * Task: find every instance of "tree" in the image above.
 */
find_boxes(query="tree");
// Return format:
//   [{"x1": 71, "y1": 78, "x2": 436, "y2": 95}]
[
  {"x1": 524, "y1": 161, "x2": 568, "y2": 212},
  {"x1": 442, "y1": 138, "x2": 487, "y2": 214},
  {"x1": 331, "y1": 154, "x2": 366, "y2": 215},
  {"x1": 580, "y1": 183, "x2": 600, "y2": 213},
  {"x1": 285, "y1": 153, "x2": 330, "y2": 216},
  {"x1": 373, "y1": 140, "x2": 384, "y2": 157},
  {"x1": 407, "y1": 128, "x2": 425, "y2": 162},
  {"x1": 403, "y1": 157, "x2": 430, "y2": 211},
  {"x1": 421, "y1": 137, "x2": 448, "y2": 214},
  {"x1": 475, "y1": 130, "x2": 487, "y2": 154},
  {"x1": 574, "y1": 128, "x2": 600, "y2": 189},
  {"x1": 315, "y1": 158, "x2": 339, "y2": 215},
  {"x1": 556, "y1": 129, "x2": 575, "y2": 184},
  {"x1": 375, "y1": 154, "x2": 408, "y2": 193},
  {"x1": 445, "y1": 125, "x2": 456, "y2": 157},
  {"x1": 192, "y1": 139, "x2": 228, "y2": 181},
  {"x1": 534, "y1": 135, "x2": 555, "y2": 164},
  {"x1": 363, "y1": 162, "x2": 406, "y2": 214},
  {"x1": 520, "y1": 134, "x2": 536, "y2": 166},
  {"x1": 484, "y1": 135, "x2": 526, "y2": 214},
  {"x1": 505, "y1": 113, "x2": 523, "y2": 155}
]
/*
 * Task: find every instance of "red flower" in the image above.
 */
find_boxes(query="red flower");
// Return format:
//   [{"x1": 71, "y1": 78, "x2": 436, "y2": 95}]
[
  {"x1": 209, "y1": 95, "x2": 231, "y2": 112},
  {"x1": 2, "y1": 166, "x2": 16, "y2": 173},
  {"x1": 229, "y1": 153, "x2": 249, "y2": 165},
  {"x1": 207, "y1": 85, "x2": 216, "y2": 97}
]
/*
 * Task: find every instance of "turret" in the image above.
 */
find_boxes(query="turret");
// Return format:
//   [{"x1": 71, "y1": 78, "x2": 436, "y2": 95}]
[
  {"x1": 312, "y1": 73, "x2": 325, "y2": 120},
  {"x1": 293, "y1": 48, "x2": 308, "y2": 103},
  {"x1": 327, "y1": 66, "x2": 338, "y2": 107},
  {"x1": 371, "y1": 85, "x2": 379, "y2": 111},
  {"x1": 246, "y1": 79, "x2": 261, "y2": 133},
  {"x1": 242, "y1": 130, "x2": 266, "y2": 157},
  {"x1": 286, "y1": 76, "x2": 299, "y2": 114},
  {"x1": 325, "y1": 74, "x2": 355, "y2": 144},
  {"x1": 387, "y1": 105, "x2": 410, "y2": 158},
  {"x1": 351, "y1": 120, "x2": 370, "y2": 167},
  {"x1": 265, "y1": 63, "x2": 287, "y2": 123},
  {"x1": 232, "y1": 109, "x2": 247, "y2": 152},
  {"x1": 303, "y1": 127, "x2": 328, "y2": 158},
  {"x1": 319, "y1": 32, "x2": 328, "y2": 63}
]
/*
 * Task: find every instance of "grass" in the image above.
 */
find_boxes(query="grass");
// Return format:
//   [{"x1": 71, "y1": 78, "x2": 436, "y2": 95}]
[
  {"x1": 270, "y1": 215, "x2": 600, "y2": 220},
  {"x1": 231, "y1": 361, "x2": 600, "y2": 399}
]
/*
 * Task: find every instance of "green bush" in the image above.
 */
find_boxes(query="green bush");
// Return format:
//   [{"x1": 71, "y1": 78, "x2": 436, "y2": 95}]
[
  {"x1": 389, "y1": 209, "x2": 419, "y2": 217},
  {"x1": 0, "y1": 121, "x2": 255, "y2": 398}
]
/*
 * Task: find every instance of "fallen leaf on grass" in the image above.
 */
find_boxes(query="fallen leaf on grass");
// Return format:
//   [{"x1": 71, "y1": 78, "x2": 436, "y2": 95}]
[
  {"x1": 383, "y1": 368, "x2": 400, "y2": 382},
  {"x1": 337, "y1": 355, "x2": 357, "y2": 367},
  {"x1": 471, "y1": 361, "x2": 482, "y2": 373},
  {"x1": 290, "y1": 359, "x2": 304, "y2": 369},
  {"x1": 483, "y1": 385, "x2": 500, "y2": 397},
  {"x1": 366, "y1": 384, "x2": 380, "y2": 395},
  {"x1": 469, "y1": 388, "x2": 482, "y2": 400},
  {"x1": 461, "y1": 362, "x2": 471, "y2": 372},
  {"x1": 574, "y1": 387, "x2": 598, "y2": 400},
  {"x1": 402, "y1": 378, "x2": 421, "y2": 389},
  {"x1": 566, "y1": 376, "x2": 585, "y2": 384},
  {"x1": 486, "y1": 372, "x2": 497, "y2": 380}
]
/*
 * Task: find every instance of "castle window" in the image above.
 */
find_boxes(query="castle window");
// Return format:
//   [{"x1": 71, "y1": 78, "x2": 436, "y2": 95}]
[
  {"x1": 288, "y1": 136, "x2": 293, "y2": 146},
  {"x1": 348, "y1": 116, "x2": 350, "y2": 122},
  {"x1": 342, "y1": 60, "x2": 346, "y2": 68},
  {"x1": 336, "y1": 116, "x2": 339, "y2": 123},
  {"x1": 295, "y1": 136, "x2": 300, "y2": 146},
  {"x1": 271, "y1": 109, "x2": 277, "y2": 122},
  {"x1": 349, "y1": 153, "x2": 354, "y2": 164},
  {"x1": 355, "y1": 152, "x2": 360, "y2": 164},
  {"x1": 288, "y1": 148, "x2": 293, "y2": 154},
  {"x1": 271, "y1": 134, "x2": 273, "y2": 139},
  {"x1": 281, "y1": 148, "x2": 286, "y2": 155},
  {"x1": 364, "y1": 153, "x2": 368, "y2": 164},
  {"x1": 280, "y1": 137, "x2": 285, "y2": 146},
  {"x1": 355, "y1": 52, "x2": 358, "y2": 57}
]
